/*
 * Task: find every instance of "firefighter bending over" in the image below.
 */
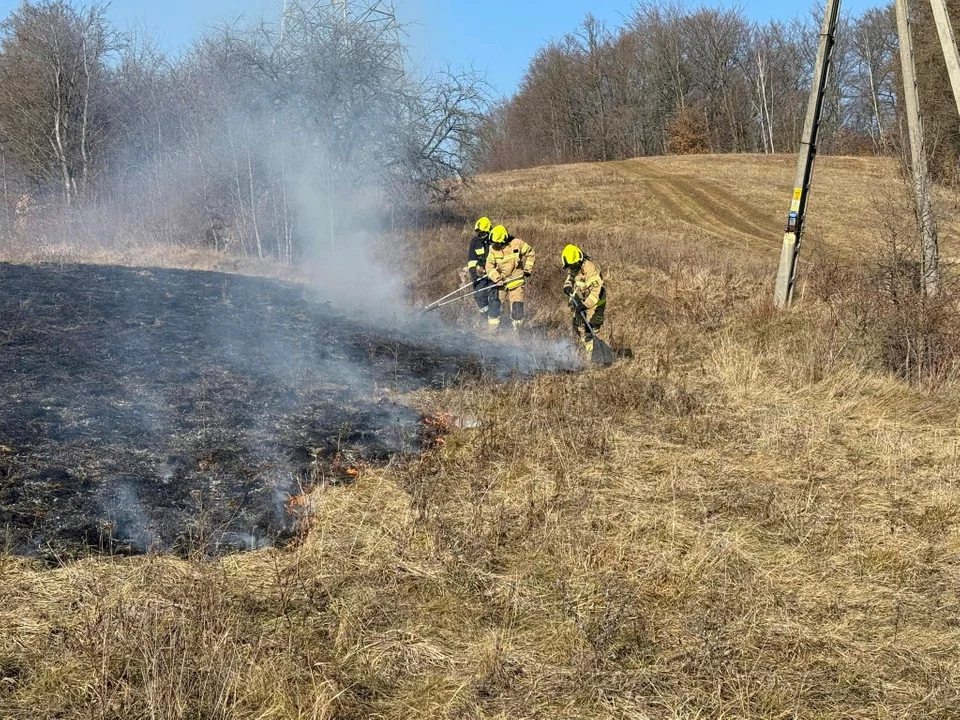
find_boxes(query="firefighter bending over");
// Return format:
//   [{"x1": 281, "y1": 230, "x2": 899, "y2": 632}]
[
  {"x1": 485, "y1": 225, "x2": 535, "y2": 331},
  {"x1": 467, "y1": 217, "x2": 496, "y2": 315},
  {"x1": 562, "y1": 244, "x2": 606, "y2": 355}
]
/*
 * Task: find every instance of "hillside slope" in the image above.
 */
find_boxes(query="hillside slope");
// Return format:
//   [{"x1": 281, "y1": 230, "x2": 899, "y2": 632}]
[
  {"x1": 453, "y1": 154, "x2": 960, "y2": 262},
  {"x1": 5, "y1": 155, "x2": 960, "y2": 719}
]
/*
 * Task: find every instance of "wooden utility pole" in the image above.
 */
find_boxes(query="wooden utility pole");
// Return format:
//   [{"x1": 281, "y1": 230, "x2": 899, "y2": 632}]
[
  {"x1": 896, "y1": 0, "x2": 940, "y2": 297},
  {"x1": 929, "y1": 0, "x2": 960, "y2": 116},
  {"x1": 774, "y1": 0, "x2": 960, "y2": 306},
  {"x1": 774, "y1": 0, "x2": 842, "y2": 308}
]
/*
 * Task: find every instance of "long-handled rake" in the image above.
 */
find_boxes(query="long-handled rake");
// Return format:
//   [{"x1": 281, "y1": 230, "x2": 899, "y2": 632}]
[
  {"x1": 423, "y1": 283, "x2": 494, "y2": 312},
  {"x1": 421, "y1": 281, "x2": 474, "y2": 313}
]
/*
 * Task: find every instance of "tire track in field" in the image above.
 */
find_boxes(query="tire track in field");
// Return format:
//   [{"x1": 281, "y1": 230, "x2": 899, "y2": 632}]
[{"x1": 615, "y1": 160, "x2": 776, "y2": 244}]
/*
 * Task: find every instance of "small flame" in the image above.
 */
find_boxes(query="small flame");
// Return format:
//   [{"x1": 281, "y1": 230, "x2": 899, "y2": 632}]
[
  {"x1": 330, "y1": 452, "x2": 363, "y2": 479},
  {"x1": 423, "y1": 412, "x2": 455, "y2": 429},
  {"x1": 286, "y1": 493, "x2": 310, "y2": 514}
]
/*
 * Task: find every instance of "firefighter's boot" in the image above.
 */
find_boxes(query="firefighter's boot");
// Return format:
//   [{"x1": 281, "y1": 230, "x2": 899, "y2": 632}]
[
  {"x1": 511, "y1": 301, "x2": 524, "y2": 332},
  {"x1": 487, "y1": 294, "x2": 502, "y2": 333}
]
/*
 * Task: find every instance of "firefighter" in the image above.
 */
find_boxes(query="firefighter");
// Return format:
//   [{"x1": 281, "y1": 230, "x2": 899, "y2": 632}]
[
  {"x1": 485, "y1": 225, "x2": 535, "y2": 331},
  {"x1": 466, "y1": 217, "x2": 496, "y2": 315},
  {"x1": 562, "y1": 244, "x2": 606, "y2": 356}
]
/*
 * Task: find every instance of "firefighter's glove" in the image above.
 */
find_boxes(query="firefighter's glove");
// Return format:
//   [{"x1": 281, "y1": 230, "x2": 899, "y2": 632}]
[
  {"x1": 562, "y1": 286, "x2": 573, "y2": 297},
  {"x1": 570, "y1": 295, "x2": 586, "y2": 313}
]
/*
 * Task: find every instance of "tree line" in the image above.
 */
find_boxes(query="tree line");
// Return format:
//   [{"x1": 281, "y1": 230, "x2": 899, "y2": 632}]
[
  {"x1": 3, "y1": 0, "x2": 958, "y2": 259},
  {"x1": 0, "y1": 0, "x2": 488, "y2": 261},
  {"x1": 478, "y1": 1, "x2": 960, "y2": 174}
]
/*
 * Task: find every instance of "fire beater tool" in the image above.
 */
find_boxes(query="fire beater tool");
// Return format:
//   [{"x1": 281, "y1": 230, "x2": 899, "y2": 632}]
[{"x1": 574, "y1": 305, "x2": 614, "y2": 366}]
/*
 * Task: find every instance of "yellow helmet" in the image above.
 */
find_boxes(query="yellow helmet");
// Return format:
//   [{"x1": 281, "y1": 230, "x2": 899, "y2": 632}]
[
  {"x1": 475, "y1": 216, "x2": 492, "y2": 234},
  {"x1": 562, "y1": 244, "x2": 584, "y2": 267},
  {"x1": 491, "y1": 225, "x2": 509, "y2": 244}
]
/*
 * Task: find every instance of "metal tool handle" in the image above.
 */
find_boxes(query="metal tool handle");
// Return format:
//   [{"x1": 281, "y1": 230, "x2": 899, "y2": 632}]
[
  {"x1": 423, "y1": 283, "x2": 493, "y2": 312},
  {"x1": 421, "y1": 280, "x2": 474, "y2": 311}
]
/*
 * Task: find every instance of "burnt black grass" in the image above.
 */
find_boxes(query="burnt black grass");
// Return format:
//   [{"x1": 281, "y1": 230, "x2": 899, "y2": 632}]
[{"x1": 0, "y1": 263, "x2": 498, "y2": 559}]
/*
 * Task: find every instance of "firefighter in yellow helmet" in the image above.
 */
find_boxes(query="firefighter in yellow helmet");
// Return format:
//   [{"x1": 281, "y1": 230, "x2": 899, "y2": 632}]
[
  {"x1": 465, "y1": 217, "x2": 496, "y2": 315},
  {"x1": 562, "y1": 244, "x2": 606, "y2": 356},
  {"x1": 485, "y1": 225, "x2": 535, "y2": 331}
]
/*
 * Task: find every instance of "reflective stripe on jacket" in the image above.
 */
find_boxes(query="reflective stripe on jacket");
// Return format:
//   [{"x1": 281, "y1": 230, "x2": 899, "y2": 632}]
[
  {"x1": 467, "y1": 234, "x2": 490, "y2": 279},
  {"x1": 564, "y1": 259, "x2": 605, "y2": 309},
  {"x1": 485, "y1": 237, "x2": 535, "y2": 287}
]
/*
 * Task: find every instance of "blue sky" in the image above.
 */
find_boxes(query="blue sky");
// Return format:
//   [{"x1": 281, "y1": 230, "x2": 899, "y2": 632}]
[{"x1": 0, "y1": 0, "x2": 881, "y2": 96}]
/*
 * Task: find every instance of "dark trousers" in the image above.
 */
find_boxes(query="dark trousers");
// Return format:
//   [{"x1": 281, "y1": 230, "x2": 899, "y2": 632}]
[{"x1": 473, "y1": 277, "x2": 496, "y2": 312}]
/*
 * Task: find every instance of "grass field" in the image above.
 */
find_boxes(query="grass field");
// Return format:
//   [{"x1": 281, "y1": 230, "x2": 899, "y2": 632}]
[
  {"x1": 438, "y1": 154, "x2": 960, "y2": 266},
  {"x1": 5, "y1": 154, "x2": 960, "y2": 718}
]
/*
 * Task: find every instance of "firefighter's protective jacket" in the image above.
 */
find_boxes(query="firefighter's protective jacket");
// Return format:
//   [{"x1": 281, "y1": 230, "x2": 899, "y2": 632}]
[
  {"x1": 485, "y1": 237, "x2": 535, "y2": 288},
  {"x1": 467, "y1": 234, "x2": 490, "y2": 280},
  {"x1": 564, "y1": 259, "x2": 605, "y2": 309}
]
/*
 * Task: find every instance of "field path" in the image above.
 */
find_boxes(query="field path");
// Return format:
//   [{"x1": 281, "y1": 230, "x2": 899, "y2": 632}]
[{"x1": 614, "y1": 158, "x2": 777, "y2": 243}]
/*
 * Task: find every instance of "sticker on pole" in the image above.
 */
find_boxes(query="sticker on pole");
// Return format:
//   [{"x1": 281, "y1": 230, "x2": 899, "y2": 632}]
[
  {"x1": 786, "y1": 211, "x2": 799, "y2": 233},
  {"x1": 790, "y1": 187, "x2": 802, "y2": 213}
]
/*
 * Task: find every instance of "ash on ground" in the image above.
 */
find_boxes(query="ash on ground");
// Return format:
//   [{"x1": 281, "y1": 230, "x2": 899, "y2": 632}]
[{"x1": 0, "y1": 263, "x2": 560, "y2": 560}]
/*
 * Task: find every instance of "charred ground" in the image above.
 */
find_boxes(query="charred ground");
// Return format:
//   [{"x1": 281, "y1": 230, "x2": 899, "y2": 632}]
[{"x1": 0, "y1": 263, "x2": 509, "y2": 559}]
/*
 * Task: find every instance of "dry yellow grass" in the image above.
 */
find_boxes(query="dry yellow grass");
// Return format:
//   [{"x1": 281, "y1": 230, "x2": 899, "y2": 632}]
[
  {"x1": 0, "y1": 240, "x2": 305, "y2": 280},
  {"x1": 5, "y1": 155, "x2": 960, "y2": 718},
  {"x1": 447, "y1": 154, "x2": 960, "y2": 263}
]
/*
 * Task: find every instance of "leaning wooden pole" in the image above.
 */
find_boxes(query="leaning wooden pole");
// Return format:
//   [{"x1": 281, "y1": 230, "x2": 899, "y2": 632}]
[
  {"x1": 774, "y1": 0, "x2": 842, "y2": 308},
  {"x1": 897, "y1": 0, "x2": 940, "y2": 297},
  {"x1": 929, "y1": 0, "x2": 960, "y2": 117}
]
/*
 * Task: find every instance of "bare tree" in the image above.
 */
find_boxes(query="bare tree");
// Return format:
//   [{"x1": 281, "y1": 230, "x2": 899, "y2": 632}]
[
  {"x1": 914, "y1": 0, "x2": 960, "y2": 179},
  {"x1": 0, "y1": 137, "x2": 12, "y2": 238},
  {"x1": 572, "y1": 14, "x2": 613, "y2": 161},
  {"x1": 755, "y1": 44, "x2": 775, "y2": 153},
  {"x1": 629, "y1": 2, "x2": 691, "y2": 154},
  {"x1": 0, "y1": 1, "x2": 113, "y2": 206},
  {"x1": 851, "y1": 6, "x2": 898, "y2": 146}
]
